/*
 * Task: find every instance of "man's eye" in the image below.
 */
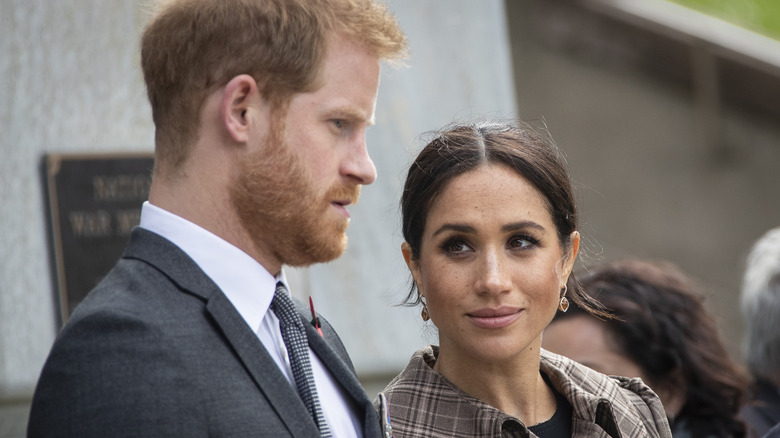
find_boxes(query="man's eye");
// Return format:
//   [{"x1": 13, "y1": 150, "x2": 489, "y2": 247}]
[{"x1": 332, "y1": 119, "x2": 344, "y2": 128}]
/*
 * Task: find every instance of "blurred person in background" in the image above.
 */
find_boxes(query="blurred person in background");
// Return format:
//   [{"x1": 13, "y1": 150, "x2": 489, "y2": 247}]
[
  {"x1": 543, "y1": 259, "x2": 748, "y2": 438},
  {"x1": 740, "y1": 227, "x2": 780, "y2": 437}
]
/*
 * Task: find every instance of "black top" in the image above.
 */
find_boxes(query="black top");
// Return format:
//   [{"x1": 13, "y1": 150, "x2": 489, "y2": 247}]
[{"x1": 529, "y1": 375, "x2": 573, "y2": 437}]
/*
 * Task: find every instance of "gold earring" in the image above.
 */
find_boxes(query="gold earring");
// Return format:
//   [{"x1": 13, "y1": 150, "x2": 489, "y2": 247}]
[
  {"x1": 558, "y1": 285, "x2": 569, "y2": 312},
  {"x1": 420, "y1": 295, "x2": 430, "y2": 321}
]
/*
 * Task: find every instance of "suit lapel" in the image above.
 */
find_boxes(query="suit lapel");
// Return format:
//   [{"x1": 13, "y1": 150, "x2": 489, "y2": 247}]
[
  {"x1": 302, "y1": 319, "x2": 382, "y2": 437},
  {"x1": 123, "y1": 228, "x2": 320, "y2": 437},
  {"x1": 206, "y1": 292, "x2": 320, "y2": 436}
]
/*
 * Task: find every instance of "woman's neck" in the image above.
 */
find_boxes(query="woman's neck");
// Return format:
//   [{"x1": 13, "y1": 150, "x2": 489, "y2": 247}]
[{"x1": 432, "y1": 344, "x2": 558, "y2": 426}]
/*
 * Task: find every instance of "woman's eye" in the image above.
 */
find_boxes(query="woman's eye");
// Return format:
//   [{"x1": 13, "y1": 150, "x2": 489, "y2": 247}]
[
  {"x1": 449, "y1": 242, "x2": 469, "y2": 253},
  {"x1": 509, "y1": 235, "x2": 537, "y2": 250},
  {"x1": 441, "y1": 239, "x2": 471, "y2": 255}
]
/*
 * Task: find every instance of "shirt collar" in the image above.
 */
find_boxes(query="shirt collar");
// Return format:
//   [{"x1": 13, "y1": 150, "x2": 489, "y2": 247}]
[{"x1": 139, "y1": 201, "x2": 284, "y2": 331}]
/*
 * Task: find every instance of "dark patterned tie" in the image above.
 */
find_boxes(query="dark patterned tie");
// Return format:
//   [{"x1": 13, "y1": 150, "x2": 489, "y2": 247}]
[{"x1": 271, "y1": 282, "x2": 332, "y2": 437}]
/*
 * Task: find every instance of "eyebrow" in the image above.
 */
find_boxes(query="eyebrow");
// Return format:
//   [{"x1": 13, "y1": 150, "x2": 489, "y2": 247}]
[
  {"x1": 431, "y1": 221, "x2": 545, "y2": 237},
  {"x1": 432, "y1": 224, "x2": 474, "y2": 237},
  {"x1": 326, "y1": 107, "x2": 376, "y2": 126},
  {"x1": 501, "y1": 221, "x2": 545, "y2": 233}
]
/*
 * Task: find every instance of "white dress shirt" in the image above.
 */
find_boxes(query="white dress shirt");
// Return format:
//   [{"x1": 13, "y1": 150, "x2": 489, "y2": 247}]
[{"x1": 139, "y1": 201, "x2": 362, "y2": 437}]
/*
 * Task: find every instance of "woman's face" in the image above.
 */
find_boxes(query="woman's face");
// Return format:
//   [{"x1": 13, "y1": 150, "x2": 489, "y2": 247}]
[
  {"x1": 542, "y1": 314, "x2": 686, "y2": 417},
  {"x1": 403, "y1": 164, "x2": 579, "y2": 364},
  {"x1": 542, "y1": 315, "x2": 647, "y2": 378}
]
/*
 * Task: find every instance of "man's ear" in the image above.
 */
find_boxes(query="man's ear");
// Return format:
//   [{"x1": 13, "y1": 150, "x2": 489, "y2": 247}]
[{"x1": 221, "y1": 74, "x2": 260, "y2": 144}]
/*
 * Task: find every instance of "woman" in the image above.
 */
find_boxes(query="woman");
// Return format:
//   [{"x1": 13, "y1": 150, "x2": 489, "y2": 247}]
[
  {"x1": 378, "y1": 122, "x2": 672, "y2": 437},
  {"x1": 543, "y1": 259, "x2": 748, "y2": 437}
]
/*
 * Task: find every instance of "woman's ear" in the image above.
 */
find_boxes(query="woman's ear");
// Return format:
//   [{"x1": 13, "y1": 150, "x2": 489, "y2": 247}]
[
  {"x1": 561, "y1": 231, "x2": 581, "y2": 282},
  {"x1": 221, "y1": 74, "x2": 261, "y2": 144},
  {"x1": 401, "y1": 242, "x2": 421, "y2": 292}
]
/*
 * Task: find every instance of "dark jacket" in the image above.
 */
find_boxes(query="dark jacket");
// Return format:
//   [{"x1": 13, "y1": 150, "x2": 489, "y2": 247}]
[
  {"x1": 741, "y1": 380, "x2": 780, "y2": 438},
  {"x1": 28, "y1": 228, "x2": 381, "y2": 437}
]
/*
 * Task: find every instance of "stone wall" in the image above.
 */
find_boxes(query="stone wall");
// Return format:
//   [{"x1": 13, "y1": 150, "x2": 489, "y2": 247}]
[{"x1": 0, "y1": 0, "x2": 517, "y2": 400}]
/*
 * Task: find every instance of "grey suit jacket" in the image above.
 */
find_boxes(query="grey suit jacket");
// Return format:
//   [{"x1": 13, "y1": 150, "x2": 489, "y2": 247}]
[{"x1": 28, "y1": 228, "x2": 381, "y2": 437}]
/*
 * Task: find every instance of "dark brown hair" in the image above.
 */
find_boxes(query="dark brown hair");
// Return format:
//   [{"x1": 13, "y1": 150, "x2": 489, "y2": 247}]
[
  {"x1": 400, "y1": 121, "x2": 604, "y2": 316},
  {"x1": 556, "y1": 259, "x2": 748, "y2": 437},
  {"x1": 141, "y1": 0, "x2": 407, "y2": 171}
]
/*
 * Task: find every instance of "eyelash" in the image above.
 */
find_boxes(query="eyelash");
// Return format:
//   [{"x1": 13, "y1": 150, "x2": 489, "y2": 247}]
[
  {"x1": 332, "y1": 119, "x2": 351, "y2": 131},
  {"x1": 438, "y1": 234, "x2": 541, "y2": 256},
  {"x1": 439, "y1": 238, "x2": 469, "y2": 255},
  {"x1": 509, "y1": 233, "x2": 541, "y2": 249}
]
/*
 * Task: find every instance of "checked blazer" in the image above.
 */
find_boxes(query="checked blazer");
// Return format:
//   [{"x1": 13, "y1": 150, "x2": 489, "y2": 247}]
[{"x1": 378, "y1": 346, "x2": 672, "y2": 438}]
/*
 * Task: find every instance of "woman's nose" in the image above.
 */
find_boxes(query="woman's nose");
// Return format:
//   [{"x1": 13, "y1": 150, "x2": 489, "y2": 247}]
[{"x1": 475, "y1": 248, "x2": 511, "y2": 295}]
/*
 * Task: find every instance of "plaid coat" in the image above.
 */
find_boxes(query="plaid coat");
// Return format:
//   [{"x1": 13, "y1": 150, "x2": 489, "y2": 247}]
[{"x1": 377, "y1": 346, "x2": 672, "y2": 438}]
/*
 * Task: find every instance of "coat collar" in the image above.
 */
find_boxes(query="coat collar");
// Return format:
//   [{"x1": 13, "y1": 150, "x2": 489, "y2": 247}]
[
  {"x1": 540, "y1": 349, "x2": 671, "y2": 438},
  {"x1": 122, "y1": 227, "x2": 379, "y2": 437},
  {"x1": 303, "y1": 316, "x2": 382, "y2": 437}
]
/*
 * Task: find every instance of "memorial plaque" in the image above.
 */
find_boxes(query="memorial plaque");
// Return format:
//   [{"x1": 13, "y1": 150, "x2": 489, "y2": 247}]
[{"x1": 43, "y1": 153, "x2": 154, "y2": 324}]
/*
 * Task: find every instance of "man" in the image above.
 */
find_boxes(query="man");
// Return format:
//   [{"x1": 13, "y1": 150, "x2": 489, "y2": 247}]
[
  {"x1": 27, "y1": 0, "x2": 406, "y2": 436},
  {"x1": 740, "y1": 226, "x2": 780, "y2": 437}
]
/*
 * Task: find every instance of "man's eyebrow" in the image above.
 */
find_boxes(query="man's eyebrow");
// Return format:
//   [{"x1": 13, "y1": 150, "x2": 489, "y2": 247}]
[{"x1": 325, "y1": 107, "x2": 375, "y2": 126}]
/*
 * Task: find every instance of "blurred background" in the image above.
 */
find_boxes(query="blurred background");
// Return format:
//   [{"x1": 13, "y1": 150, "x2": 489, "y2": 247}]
[{"x1": 1, "y1": 0, "x2": 779, "y2": 436}]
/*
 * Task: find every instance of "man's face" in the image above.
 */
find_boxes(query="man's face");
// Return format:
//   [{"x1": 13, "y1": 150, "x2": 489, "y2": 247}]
[{"x1": 231, "y1": 33, "x2": 380, "y2": 268}]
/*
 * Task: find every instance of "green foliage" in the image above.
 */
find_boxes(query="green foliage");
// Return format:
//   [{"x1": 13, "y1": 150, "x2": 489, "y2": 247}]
[{"x1": 669, "y1": 0, "x2": 780, "y2": 40}]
